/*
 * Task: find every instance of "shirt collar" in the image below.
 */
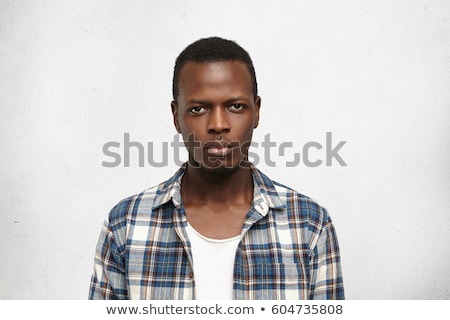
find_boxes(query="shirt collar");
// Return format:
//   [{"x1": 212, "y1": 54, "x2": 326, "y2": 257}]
[
  {"x1": 151, "y1": 164, "x2": 186, "y2": 209},
  {"x1": 250, "y1": 164, "x2": 286, "y2": 214},
  {"x1": 152, "y1": 163, "x2": 286, "y2": 213}
]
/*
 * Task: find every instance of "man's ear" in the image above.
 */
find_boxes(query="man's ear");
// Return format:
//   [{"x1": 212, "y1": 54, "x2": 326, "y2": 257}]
[
  {"x1": 171, "y1": 101, "x2": 181, "y2": 133},
  {"x1": 254, "y1": 96, "x2": 261, "y2": 128}
]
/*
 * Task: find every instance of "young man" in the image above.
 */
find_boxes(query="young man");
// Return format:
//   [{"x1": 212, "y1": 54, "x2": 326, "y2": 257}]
[{"x1": 89, "y1": 37, "x2": 344, "y2": 300}]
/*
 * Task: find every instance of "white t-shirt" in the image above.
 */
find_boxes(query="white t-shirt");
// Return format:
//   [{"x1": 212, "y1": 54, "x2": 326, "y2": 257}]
[{"x1": 186, "y1": 223, "x2": 242, "y2": 299}]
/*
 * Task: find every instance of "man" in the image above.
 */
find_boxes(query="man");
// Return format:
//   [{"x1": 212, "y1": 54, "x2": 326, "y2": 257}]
[{"x1": 89, "y1": 37, "x2": 344, "y2": 300}]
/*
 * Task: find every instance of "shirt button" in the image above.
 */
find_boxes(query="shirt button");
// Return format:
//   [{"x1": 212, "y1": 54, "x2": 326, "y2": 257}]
[{"x1": 189, "y1": 272, "x2": 194, "y2": 279}]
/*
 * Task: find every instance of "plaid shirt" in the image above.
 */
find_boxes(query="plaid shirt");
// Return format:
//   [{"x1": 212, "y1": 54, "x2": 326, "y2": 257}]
[{"x1": 89, "y1": 164, "x2": 344, "y2": 300}]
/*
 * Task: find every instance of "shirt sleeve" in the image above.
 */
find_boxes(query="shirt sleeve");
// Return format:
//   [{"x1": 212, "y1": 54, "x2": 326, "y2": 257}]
[
  {"x1": 88, "y1": 219, "x2": 128, "y2": 299},
  {"x1": 309, "y1": 218, "x2": 345, "y2": 299}
]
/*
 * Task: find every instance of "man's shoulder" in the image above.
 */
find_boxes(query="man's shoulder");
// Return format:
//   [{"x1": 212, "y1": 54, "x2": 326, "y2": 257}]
[
  {"x1": 106, "y1": 178, "x2": 176, "y2": 225},
  {"x1": 106, "y1": 185, "x2": 156, "y2": 225},
  {"x1": 257, "y1": 170, "x2": 332, "y2": 225},
  {"x1": 106, "y1": 166, "x2": 186, "y2": 225},
  {"x1": 271, "y1": 180, "x2": 319, "y2": 205}
]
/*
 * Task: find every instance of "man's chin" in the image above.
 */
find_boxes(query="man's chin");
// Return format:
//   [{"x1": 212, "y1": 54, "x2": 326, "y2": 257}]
[
  {"x1": 202, "y1": 165, "x2": 238, "y2": 176},
  {"x1": 189, "y1": 159, "x2": 241, "y2": 176}
]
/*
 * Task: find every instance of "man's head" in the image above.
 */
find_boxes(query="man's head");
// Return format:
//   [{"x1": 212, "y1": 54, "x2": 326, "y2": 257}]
[
  {"x1": 172, "y1": 37, "x2": 258, "y2": 102},
  {"x1": 171, "y1": 37, "x2": 261, "y2": 175}
]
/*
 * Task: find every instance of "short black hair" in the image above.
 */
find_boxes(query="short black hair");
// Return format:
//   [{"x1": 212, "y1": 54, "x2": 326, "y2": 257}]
[{"x1": 172, "y1": 37, "x2": 258, "y2": 101}]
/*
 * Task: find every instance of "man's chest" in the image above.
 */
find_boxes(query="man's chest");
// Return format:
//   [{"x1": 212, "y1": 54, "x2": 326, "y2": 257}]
[{"x1": 183, "y1": 202, "x2": 250, "y2": 239}]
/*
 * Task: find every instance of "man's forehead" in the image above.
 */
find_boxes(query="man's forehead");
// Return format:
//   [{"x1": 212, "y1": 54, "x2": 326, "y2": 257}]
[
  {"x1": 179, "y1": 60, "x2": 248, "y2": 73},
  {"x1": 178, "y1": 61, "x2": 253, "y2": 94}
]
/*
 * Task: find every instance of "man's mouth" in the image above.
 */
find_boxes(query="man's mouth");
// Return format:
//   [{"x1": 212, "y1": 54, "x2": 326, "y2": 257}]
[{"x1": 205, "y1": 142, "x2": 234, "y2": 157}]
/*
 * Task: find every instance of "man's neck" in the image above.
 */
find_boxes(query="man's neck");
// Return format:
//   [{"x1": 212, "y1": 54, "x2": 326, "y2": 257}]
[{"x1": 181, "y1": 162, "x2": 253, "y2": 206}]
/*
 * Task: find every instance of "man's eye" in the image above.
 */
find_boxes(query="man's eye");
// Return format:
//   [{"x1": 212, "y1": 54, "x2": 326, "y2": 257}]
[
  {"x1": 230, "y1": 104, "x2": 245, "y2": 112},
  {"x1": 190, "y1": 106, "x2": 206, "y2": 114}
]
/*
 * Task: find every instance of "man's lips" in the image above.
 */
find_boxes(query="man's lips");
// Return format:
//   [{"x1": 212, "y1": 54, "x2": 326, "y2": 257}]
[
  {"x1": 207, "y1": 146, "x2": 233, "y2": 157},
  {"x1": 204, "y1": 141, "x2": 235, "y2": 157}
]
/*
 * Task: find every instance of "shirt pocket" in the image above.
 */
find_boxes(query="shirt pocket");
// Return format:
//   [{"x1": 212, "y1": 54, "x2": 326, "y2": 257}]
[{"x1": 235, "y1": 262, "x2": 308, "y2": 299}]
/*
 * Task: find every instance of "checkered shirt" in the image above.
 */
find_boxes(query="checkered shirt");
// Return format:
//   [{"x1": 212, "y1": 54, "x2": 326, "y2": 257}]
[{"x1": 89, "y1": 164, "x2": 344, "y2": 299}]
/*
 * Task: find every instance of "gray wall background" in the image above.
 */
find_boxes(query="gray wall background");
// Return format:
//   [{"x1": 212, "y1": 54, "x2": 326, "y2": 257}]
[{"x1": 1, "y1": 0, "x2": 449, "y2": 299}]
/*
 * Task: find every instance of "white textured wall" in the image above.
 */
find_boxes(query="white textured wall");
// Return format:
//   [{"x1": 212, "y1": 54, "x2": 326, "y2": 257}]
[{"x1": 1, "y1": 0, "x2": 449, "y2": 299}]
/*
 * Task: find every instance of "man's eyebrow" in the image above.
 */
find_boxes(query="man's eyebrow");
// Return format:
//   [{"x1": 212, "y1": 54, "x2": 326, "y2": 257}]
[
  {"x1": 224, "y1": 97, "x2": 250, "y2": 104},
  {"x1": 185, "y1": 97, "x2": 250, "y2": 106},
  {"x1": 185, "y1": 99, "x2": 209, "y2": 106}
]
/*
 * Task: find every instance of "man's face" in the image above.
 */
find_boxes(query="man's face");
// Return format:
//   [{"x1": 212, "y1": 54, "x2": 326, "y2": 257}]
[{"x1": 172, "y1": 60, "x2": 260, "y2": 175}]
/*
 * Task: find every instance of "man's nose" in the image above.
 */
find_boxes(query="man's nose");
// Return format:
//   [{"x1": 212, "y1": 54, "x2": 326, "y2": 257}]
[{"x1": 207, "y1": 107, "x2": 230, "y2": 134}]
